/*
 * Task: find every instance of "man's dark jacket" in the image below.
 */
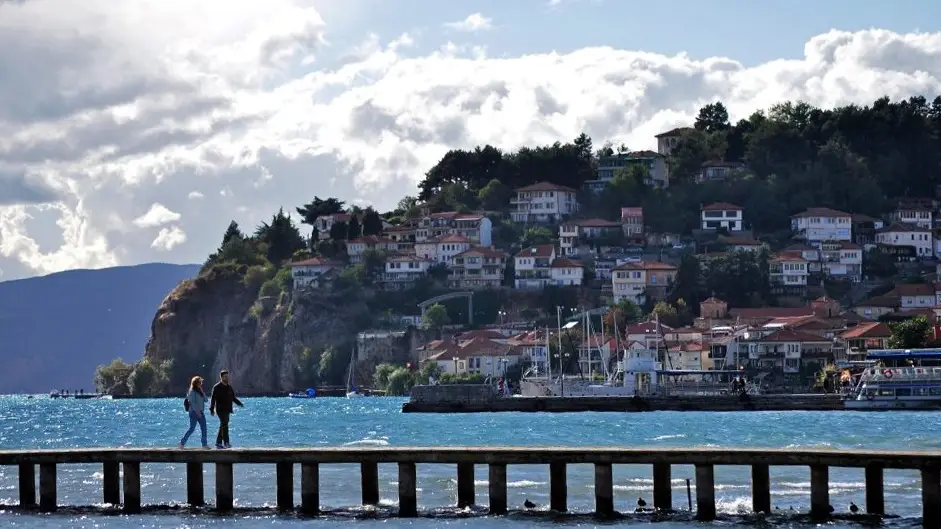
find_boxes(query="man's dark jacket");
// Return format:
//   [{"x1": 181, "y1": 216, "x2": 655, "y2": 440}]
[{"x1": 210, "y1": 382, "x2": 243, "y2": 415}]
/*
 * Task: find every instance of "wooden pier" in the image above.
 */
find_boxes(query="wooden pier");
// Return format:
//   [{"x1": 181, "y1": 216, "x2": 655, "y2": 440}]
[{"x1": 3, "y1": 447, "x2": 941, "y2": 526}]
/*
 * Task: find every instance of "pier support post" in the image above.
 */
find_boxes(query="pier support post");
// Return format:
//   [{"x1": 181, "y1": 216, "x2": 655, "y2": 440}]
[
  {"x1": 488, "y1": 463, "x2": 507, "y2": 515},
  {"x1": 695, "y1": 464, "x2": 716, "y2": 521},
  {"x1": 187, "y1": 462, "x2": 204, "y2": 506},
  {"x1": 865, "y1": 465, "x2": 884, "y2": 516},
  {"x1": 300, "y1": 463, "x2": 320, "y2": 514},
  {"x1": 922, "y1": 467, "x2": 940, "y2": 529},
  {"x1": 549, "y1": 462, "x2": 567, "y2": 512},
  {"x1": 653, "y1": 462, "x2": 672, "y2": 511},
  {"x1": 103, "y1": 462, "x2": 120, "y2": 505},
  {"x1": 594, "y1": 463, "x2": 614, "y2": 517},
  {"x1": 18, "y1": 463, "x2": 35, "y2": 508},
  {"x1": 38, "y1": 463, "x2": 56, "y2": 512},
  {"x1": 361, "y1": 462, "x2": 379, "y2": 506},
  {"x1": 456, "y1": 463, "x2": 475, "y2": 508},
  {"x1": 215, "y1": 462, "x2": 234, "y2": 512},
  {"x1": 276, "y1": 462, "x2": 293, "y2": 511},
  {"x1": 809, "y1": 464, "x2": 829, "y2": 521},
  {"x1": 398, "y1": 462, "x2": 417, "y2": 517},
  {"x1": 751, "y1": 464, "x2": 771, "y2": 514},
  {"x1": 123, "y1": 462, "x2": 141, "y2": 514}
]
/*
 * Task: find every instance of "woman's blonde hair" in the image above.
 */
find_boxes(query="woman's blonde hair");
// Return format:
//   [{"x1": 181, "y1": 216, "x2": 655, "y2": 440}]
[{"x1": 190, "y1": 376, "x2": 203, "y2": 391}]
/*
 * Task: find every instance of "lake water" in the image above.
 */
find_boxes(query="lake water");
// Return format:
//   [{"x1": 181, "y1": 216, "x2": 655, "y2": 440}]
[{"x1": 0, "y1": 396, "x2": 937, "y2": 528}]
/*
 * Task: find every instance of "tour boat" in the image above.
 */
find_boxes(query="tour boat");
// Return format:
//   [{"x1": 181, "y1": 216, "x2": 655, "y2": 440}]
[{"x1": 845, "y1": 349, "x2": 941, "y2": 410}]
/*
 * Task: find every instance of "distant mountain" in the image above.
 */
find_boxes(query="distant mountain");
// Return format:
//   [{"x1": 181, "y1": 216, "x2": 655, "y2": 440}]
[{"x1": 0, "y1": 263, "x2": 200, "y2": 394}]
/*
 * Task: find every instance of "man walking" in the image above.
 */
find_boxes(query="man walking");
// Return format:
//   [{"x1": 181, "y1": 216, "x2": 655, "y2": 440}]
[{"x1": 209, "y1": 370, "x2": 244, "y2": 449}]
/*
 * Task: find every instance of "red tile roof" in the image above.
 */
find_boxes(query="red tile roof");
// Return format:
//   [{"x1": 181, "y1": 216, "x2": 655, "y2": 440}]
[
  {"x1": 516, "y1": 244, "x2": 555, "y2": 258},
  {"x1": 721, "y1": 236, "x2": 761, "y2": 246},
  {"x1": 625, "y1": 320, "x2": 675, "y2": 334},
  {"x1": 791, "y1": 207, "x2": 851, "y2": 218},
  {"x1": 455, "y1": 247, "x2": 506, "y2": 259},
  {"x1": 702, "y1": 202, "x2": 742, "y2": 211},
  {"x1": 728, "y1": 307, "x2": 814, "y2": 319},
  {"x1": 612, "y1": 260, "x2": 677, "y2": 271},
  {"x1": 515, "y1": 181, "x2": 577, "y2": 193},
  {"x1": 575, "y1": 218, "x2": 622, "y2": 228},
  {"x1": 876, "y1": 222, "x2": 930, "y2": 234},
  {"x1": 290, "y1": 257, "x2": 340, "y2": 267},
  {"x1": 771, "y1": 251, "x2": 807, "y2": 262},
  {"x1": 890, "y1": 283, "x2": 935, "y2": 297},
  {"x1": 857, "y1": 295, "x2": 900, "y2": 308},
  {"x1": 839, "y1": 322, "x2": 892, "y2": 340},
  {"x1": 439, "y1": 234, "x2": 470, "y2": 243},
  {"x1": 701, "y1": 297, "x2": 726, "y2": 304},
  {"x1": 551, "y1": 258, "x2": 584, "y2": 268}
]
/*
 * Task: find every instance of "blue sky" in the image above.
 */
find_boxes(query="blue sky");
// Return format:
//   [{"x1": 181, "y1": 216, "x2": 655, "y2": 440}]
[{"x1": 321, "y1": 0, "x2": 941, "y2": 67}]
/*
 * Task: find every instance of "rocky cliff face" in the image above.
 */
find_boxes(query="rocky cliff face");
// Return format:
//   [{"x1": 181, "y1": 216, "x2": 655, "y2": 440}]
[{"x1": 144, "y1": 265, "x2": 371, "y2": 394}]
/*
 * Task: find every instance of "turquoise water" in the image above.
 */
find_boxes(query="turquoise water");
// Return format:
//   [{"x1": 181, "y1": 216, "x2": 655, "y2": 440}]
[{"x1": 0, "y1": 396, "x2": 937, "y2": 528}]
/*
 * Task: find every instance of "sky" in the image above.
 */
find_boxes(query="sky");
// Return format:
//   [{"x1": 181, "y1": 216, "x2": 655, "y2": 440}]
[{"x1": 2, "y1": 0, "x2": 941, "y2": 280}]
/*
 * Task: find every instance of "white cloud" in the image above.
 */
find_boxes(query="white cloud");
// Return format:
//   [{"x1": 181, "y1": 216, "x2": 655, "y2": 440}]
[
  {"x1": 444, "y1": 13, "x2": 493, "y2": 32},
  {"x1": 151, "y1": 226, "x2": 187, "y2": 251},
  {"x1": 0, "y1": 1, "x2": 940, "y2": 279},
  {"x1": 132, "y1": 204, "x2": 182, "y2": 228}
]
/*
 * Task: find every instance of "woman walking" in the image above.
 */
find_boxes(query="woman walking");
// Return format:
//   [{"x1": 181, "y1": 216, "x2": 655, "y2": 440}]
[{"x1": 180, "y1": 376, "x2": 208, "y2": 448}]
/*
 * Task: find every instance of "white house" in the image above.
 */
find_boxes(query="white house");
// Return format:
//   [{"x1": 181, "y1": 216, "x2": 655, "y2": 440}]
[
  {"x1": 818, "y1": 241, "x2": 864, "y2": 281},
  {"x1": 314, "y1": 213, "x2": 352, "y2": 239},
  {"x1": 380, "y1": 255, "x2": 433, "y2": 289},
  {"x1": 721, "y1": 236, "x2": 762, "y2": 252},
  {"x1": 510, "y1": 182, "x2": 579, "y2": 223},
  {"x1": 790, "y1": 207, "x2": 852, "y2": 246},
  {"x1": 427, "y1": 337, "x2": 521, "y2": 377},
  {"x1": 289, "y1": 258, "x2": 340, "y2": 289},
  {"x1": 892, "y1": 206, "x2": 934, "y2": 229},
  {"x1": 875, "y1": 223, "x2": 933, "y2": 258},
  {"x1": 514, "y1": 244, "x2": 556, "y2": 288},
  {"x1": 416, "y1": 212, "x2": 492, "y2": 247},
  {"x1": 700, "y1": 202, "x2": 743, "y2": 231},
  {"x1": 890, "y1": 283, "x2": 936, "y2": 309},
  {"x1": 550, "y1": 257, "x2": 584, "y2": 286},
  {"x1": 769, "y1": 252, "x2": 809, "y2": 288},
  {"x1": 449, "y1": 247, "x2": 507, "y2": 289},
  {"x1": 611, "y1": 263, "x2": 647, "y2": 305},
  {"x1": 655, "y1": 127, "x2": 694, "y2": 156},
  {"x1": 435, "y1": 235, "x2": 472, "y2": 264}
]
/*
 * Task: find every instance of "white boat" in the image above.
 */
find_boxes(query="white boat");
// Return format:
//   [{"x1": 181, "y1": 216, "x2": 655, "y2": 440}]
[
  {"x1": 845, "y1": 349, "x2": 941, "y2": 410},
  {"x1": 346, "y1": 345, "x2": 365, "y2": 398}
]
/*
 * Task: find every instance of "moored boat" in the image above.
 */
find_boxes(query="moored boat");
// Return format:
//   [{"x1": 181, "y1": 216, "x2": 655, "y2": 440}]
[{"x1": 845, "y1": 349, "x2": 941, "y2": 410}]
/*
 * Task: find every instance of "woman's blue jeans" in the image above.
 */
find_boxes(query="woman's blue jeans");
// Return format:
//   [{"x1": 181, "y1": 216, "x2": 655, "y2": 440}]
[{"x1": 181, "y1": 410, "x2": 208, "y2": 447}]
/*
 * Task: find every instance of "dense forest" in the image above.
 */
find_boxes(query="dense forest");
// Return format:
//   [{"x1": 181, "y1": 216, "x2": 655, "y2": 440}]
[{"x1": 416, "y1": 96, "x2": 941, "y2": 236}]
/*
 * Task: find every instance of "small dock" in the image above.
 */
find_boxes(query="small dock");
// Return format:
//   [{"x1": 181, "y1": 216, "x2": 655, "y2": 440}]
[
  {"x1": 4, "y1": 447, "x2": 941, "y2": 526},
  {"x1": 402, "y1": 385, "x2": 846, "y2": 413}
]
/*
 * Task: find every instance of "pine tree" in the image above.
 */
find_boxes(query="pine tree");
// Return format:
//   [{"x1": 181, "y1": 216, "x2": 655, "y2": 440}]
[{"x1": 347, "y1": 216, "x2": 362, "y2": 240}]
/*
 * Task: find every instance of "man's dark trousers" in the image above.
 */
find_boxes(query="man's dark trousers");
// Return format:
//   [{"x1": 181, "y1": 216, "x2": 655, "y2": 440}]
[{"x1": 216, "y1": 412, "x2": 231, "y2": 446}]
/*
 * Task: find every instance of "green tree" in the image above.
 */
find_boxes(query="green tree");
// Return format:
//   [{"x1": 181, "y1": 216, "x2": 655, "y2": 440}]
[
  {"x1": 386, "y1": 367, "x2": 415, "y2": 395},
  {"x1": 888, "y1": 316, "x2": 932, "y2": 349},
  {"x1": 477, "y1": 178, "x2": 512, "y2": 211},
  {"x1": 652, "y1": 301, "x2": 680, "y2": 327},
  {"x1": 347, "y1": 216, "x2": 362, "y2": 240},
  {"x1": 221, "y1": 220, "x2": 244, "y2": 247},
  {"x1": 605, "y1": 298, "x2": 642, "y2": 329},
  {"x1": 422, "y1": 303, "x2": 451, "y2": 330},
  {"x1": 329, "y1": 220, "x2": 348, "y2": 241},
  {"x1": 520, "y1": 226, "x2": 553, "y2": 248},
  {"x1": 255, "y1": 208, "x2": 306, "y2": 264},
  {"x1": 669, "y1": 253, "x2": 701, "y2": 308},
  {"x1": 318, "y1": 346, "x2": 339, "y2": 384},
  {"x1": 296, "y1": 197, "x2": 345, "y2": 226},
  {"x1": 94, "y1": 359, "x2": 134, "y2": 394},
  {"x1": 694, "y1": 102, "x2": 730, "y2": 133},
  {"x1": 127, "y1": 359, "x2": 171, "y2": 395},
  {"x1": 361, "y1": 208, "x2": 383, "y2": 236}
]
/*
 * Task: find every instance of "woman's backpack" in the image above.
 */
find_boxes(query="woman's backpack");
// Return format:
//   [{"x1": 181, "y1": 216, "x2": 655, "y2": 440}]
[{"x1": 183, "y1": 398, "x2": 190, "y2": 411}]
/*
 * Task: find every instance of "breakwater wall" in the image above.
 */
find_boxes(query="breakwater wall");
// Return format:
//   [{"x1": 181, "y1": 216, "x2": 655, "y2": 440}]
[{"x1": 403, "y1": 385, "x2": 845, "y2": 413}]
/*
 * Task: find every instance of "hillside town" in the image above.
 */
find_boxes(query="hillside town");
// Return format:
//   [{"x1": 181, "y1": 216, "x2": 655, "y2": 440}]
[{"x1": 286, "y1": 123, "x2": 941, "y2": 391}]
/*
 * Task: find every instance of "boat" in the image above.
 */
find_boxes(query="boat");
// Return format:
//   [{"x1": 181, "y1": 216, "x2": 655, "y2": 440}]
[
  {"x1": 845, "y1": 348, "x2": 941, "y2": 410},
  {"x1": 346, "y1": 345, "x2": 365, "y2": 398},
  {"x1": 289, "y1": 388, "x2": 316, "y2": 399}
]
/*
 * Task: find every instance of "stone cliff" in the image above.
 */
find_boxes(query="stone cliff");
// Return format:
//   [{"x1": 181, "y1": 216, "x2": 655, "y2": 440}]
[{"x1": 144, "y1": 264, "x2": 372, "y2": 394}]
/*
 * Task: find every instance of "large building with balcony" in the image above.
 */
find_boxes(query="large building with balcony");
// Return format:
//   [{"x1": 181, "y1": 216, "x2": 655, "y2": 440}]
[
  {"x1": 700, "y1": 202, "x2": 743, "y2": 232},
  {"x1": 621, "y1": 207, "x2": 644, "y2": 243},
  {"x1": 379, "y1": 255, "x2": 434, "y2": 290},
  {"x1": 415, "y1": 212, "x2": 492, "y2": 247},
  {"x1": 585, "y1": 152, "x2": 670, "y2": 192},
  {"x1": 289, "y1": 257, "x2": 341, "y2": 289},
  {"x1": 769, "y1": 251, "x2": 809, "y2": 295},
  {"x1": 875, "y1": 223, "x2": 933, "y2": 258},
  {"x1": 790, "y1": 207, "x2": 852, "y2": 247},
  {"x1": 510, "y1": 182, "x2": 578, "y2": 223},
  {"x1": 611, "y1": 260, "x2": 677, "y2": 304},
  {"x1": 514, "y1": 244, "x2": 556, "y2": 288},
  {"x1": 449, "y1": 247, "x2": 507, "y2": 289}
]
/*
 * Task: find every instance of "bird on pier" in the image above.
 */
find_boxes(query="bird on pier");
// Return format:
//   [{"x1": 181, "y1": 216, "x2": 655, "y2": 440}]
[
  {"x1": 523, "y1": 499, "x2": 536, "y2": 510},
  {"x1": 850, "y1": 502, "x2": 859, "y2": 514},
  {"x1": 637, "y1": 497, "x2": 647, "y2": 508}
]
